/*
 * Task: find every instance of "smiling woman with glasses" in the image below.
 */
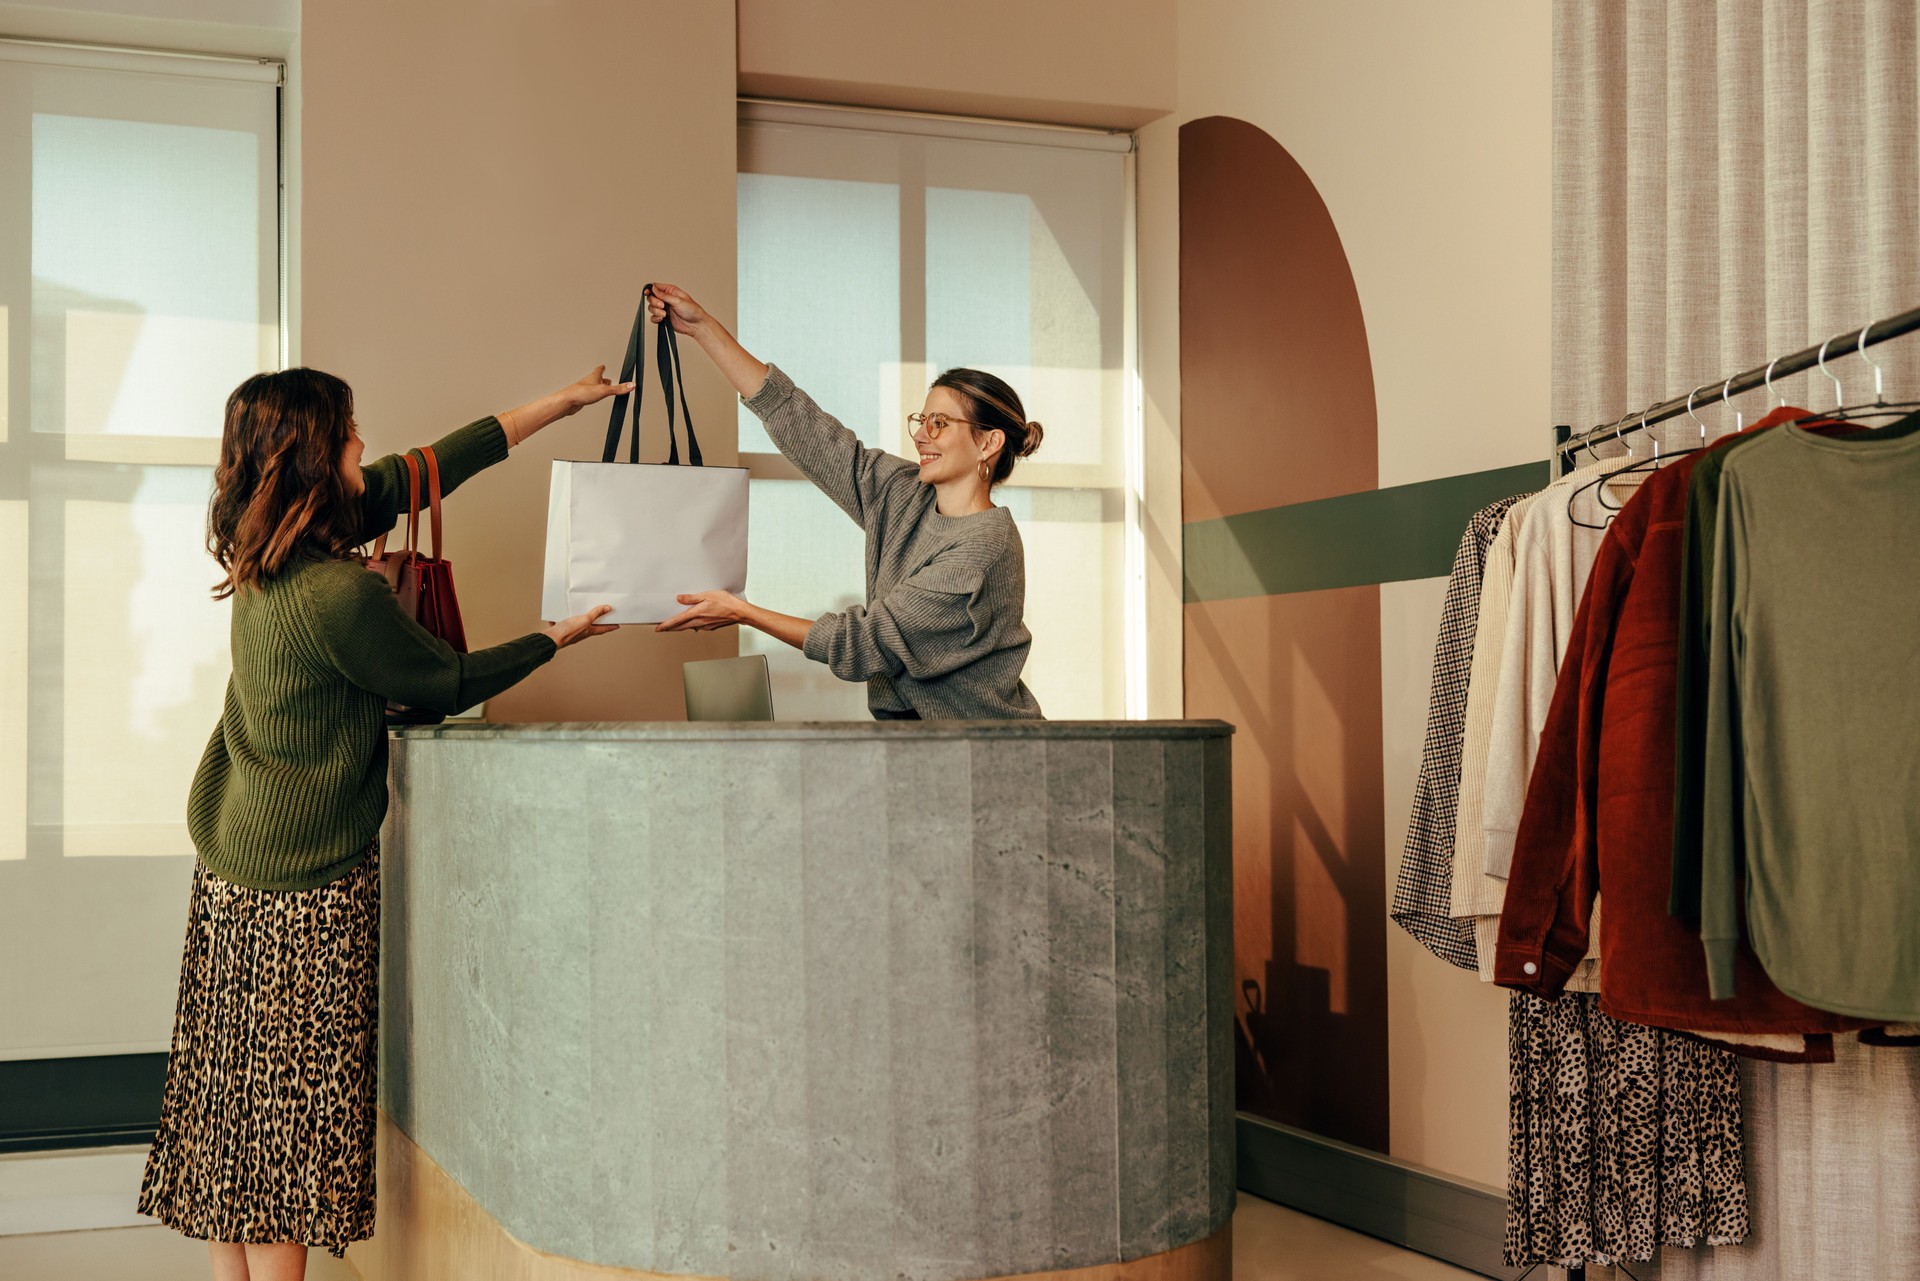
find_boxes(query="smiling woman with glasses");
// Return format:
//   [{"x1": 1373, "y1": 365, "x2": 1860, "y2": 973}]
[{"x1": 647, "y1": 282, "x2": 1046, "y2": 720}]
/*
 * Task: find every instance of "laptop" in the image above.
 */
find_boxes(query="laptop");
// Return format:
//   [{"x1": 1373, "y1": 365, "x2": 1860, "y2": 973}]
[{"x1": 682, "y1": 654, "x2": 775, "y2": 722}]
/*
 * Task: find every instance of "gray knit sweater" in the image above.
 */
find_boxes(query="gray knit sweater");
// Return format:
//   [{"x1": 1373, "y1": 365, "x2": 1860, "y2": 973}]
[{"x1": 744, "y1": 366, "x2": 1043, "y2": 720}]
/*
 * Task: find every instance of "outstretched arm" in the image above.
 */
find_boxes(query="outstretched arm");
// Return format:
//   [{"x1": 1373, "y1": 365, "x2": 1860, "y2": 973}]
[
  {"x1": 650, "y1": 283, "x2": 915, "y2": 527},
  {"x1": 357, "y1": 366, "x2": 632, "y2": 543},
  {"x1": 498, "y1": 365, "x2": 636, "y2": 446},
  {"x1": 656, "y1": 591, "x2": 811, "y2": 651}
]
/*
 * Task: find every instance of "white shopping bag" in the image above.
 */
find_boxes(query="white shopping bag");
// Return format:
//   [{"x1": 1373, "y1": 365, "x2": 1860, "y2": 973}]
[
  {"x1": 541, "y1": 458, "x2": 747, "y2": 624},
  {"x1": 541, "y1": 291, "x2": 749, "y2": 624}
]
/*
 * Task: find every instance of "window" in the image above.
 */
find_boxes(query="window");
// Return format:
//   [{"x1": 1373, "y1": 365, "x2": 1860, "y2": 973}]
[
  {"x1": 736, "y1": 102, "x2": 1138, "y2": 720},
  {"x1": 0, "y1": 40, "x2": 281, "y2": 1057}
]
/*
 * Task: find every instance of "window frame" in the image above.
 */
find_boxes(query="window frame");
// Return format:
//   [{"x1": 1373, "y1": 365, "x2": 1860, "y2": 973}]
[{"x1": 735, "y1": 98, "x2": 1147, "y2": 717}]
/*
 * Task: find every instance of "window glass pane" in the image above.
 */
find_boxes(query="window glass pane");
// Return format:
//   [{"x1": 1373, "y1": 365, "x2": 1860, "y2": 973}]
[
  {"x1": 926, "y1": 187, "x2": 1032, "y2": 376},
  {"x1": 926, "y1": 183, "x2": 1112, "y2": 472},
  {"x1": 737, "y1": 173, "x2": 900, "y2": 454},
  {"x1": 744, "y1": 478, "x2": 869, "y2": 720},
  {"x1": 997, "y1": 486, "x2": 1125, "y2": 719},
  {"x1": 924, "y1": 141, "x2": 1123, "y2": 475},
  {"x1": 57, "y1": 466, "x2": 228, "y2": 857},
  {"x1": 33, "y1": 113, "x2": 274, "y2": 439},
  {"x1": 0, "y1": 496, "x2": 23, "y2": 861}
]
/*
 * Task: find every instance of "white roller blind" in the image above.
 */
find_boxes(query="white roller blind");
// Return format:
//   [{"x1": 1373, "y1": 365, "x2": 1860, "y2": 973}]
[
  {"x1": 0, "y1": 44, "x2": 280, "y2": 1058},
  {"x1": 737, "y1": 104, "x2": 1136, "y2": 720}
]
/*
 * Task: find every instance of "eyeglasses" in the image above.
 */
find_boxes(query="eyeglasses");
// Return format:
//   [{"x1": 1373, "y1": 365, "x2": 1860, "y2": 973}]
[{"x1": 906, "y1": 411, "x2": 979, "y2": 440}]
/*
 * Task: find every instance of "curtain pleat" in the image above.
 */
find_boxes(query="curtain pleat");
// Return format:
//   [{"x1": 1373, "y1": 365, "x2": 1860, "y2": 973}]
[{"x1": 1552, "y1": 2, "x2": 1920, "y2": 1274}]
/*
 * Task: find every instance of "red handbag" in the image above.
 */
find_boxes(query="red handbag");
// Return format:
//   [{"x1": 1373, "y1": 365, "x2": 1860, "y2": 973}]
[{"x1": 368, "y1": 447, "x2": 468, "y2": 725}]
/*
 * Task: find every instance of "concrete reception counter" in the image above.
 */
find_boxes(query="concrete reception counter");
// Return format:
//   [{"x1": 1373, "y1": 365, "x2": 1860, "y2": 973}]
[{"x1": 352, "y1": 720, "x2": 1235, "y2": 1281}]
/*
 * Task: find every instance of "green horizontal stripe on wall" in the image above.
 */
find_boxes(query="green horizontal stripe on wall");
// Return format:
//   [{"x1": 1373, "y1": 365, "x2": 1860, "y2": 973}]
[{"x1": 1184, "y1": 461, "x2": 1546, "y2": 602}]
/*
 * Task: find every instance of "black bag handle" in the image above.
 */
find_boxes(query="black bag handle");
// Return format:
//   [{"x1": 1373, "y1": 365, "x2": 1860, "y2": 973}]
[
  {"x1": 601, "y1": 284, "x2": 703, "y2": 467},
  {"x1": 600, "y1": 296, "x2": 646, "y2": 464}
]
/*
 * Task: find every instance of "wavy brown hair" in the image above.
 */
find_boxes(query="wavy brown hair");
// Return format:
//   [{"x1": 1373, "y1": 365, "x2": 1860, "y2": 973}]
[{"x1": 208, "y1": 368, "x2": 362, "y2": 600}]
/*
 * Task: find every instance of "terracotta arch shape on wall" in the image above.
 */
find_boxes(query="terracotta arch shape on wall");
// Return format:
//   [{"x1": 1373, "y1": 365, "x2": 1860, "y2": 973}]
[{"x1": 1179, "y1": 114, "x2": 1389, "y2": 1153}]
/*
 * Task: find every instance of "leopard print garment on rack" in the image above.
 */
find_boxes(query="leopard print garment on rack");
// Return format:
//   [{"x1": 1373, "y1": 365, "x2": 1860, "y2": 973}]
[
  {"x1": 1506, "y1": 990, "x2": 1749, "y2": 1269},
  {"x1": 138, "y1": 843, "x2": 380, "y2": 1258}
]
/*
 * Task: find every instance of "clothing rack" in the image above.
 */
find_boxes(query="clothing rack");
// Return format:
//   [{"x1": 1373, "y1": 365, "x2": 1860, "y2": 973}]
[
  {"x1": 1549, "y1": 302, "x2": 1920, "y2": 477},
  {"x1": 1533, "y1": 307, "x2": 1920, "y2": 1281}
]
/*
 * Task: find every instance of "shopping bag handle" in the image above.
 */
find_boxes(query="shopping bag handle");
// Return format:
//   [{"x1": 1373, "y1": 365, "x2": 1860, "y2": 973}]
[{"x1": 601, "y1": 284, "x2": 704, "y2": 467}]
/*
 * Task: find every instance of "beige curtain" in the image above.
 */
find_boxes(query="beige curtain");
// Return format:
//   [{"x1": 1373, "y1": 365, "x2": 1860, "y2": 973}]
[
  {"x1": 1553, "y1": 1, "x2": 1920, "y2": 1275},
  {"x1": 1557, "y1": 0, "x2": 1920, "y2": 440}
]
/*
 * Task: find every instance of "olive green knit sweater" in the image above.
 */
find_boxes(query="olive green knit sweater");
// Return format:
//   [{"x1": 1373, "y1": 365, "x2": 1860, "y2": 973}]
[{"x1": 186, "y1": 418, "x2": 556, "y2": 891}]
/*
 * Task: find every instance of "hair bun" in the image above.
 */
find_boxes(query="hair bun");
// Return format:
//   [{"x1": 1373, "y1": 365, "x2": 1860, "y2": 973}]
[{"x1": 1018, "y1": 420, "x2": 1044, "y2": 458}]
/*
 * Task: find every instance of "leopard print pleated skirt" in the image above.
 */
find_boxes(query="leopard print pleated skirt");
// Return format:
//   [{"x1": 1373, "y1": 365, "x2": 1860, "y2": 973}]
[
  {"x1": 1505, "y1": 991, "x2": 1750, "y2": 1269},
  {"x1": 138, "y1": 845, "x2": 379, "y2": 1257}
]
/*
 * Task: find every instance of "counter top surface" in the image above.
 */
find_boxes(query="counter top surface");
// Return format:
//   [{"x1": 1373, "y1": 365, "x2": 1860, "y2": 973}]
[{"x1": 396, "y1": 718, "x2": 1234, "y2": 742}]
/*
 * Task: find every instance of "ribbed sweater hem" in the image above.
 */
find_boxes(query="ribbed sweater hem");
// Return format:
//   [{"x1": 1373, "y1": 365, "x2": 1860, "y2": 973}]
[{"x1": 196, "y1": 835, "x2": 375, "y2": 893}]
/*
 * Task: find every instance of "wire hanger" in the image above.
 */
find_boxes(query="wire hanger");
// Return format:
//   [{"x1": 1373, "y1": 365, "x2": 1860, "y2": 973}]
[
  {"x1": 1598, "y1": 408, "x2": 1655, "y2": 507},
  {"x1": 1580, "y1": 408, "x2": 1629, "y2": 468},
  {"x1": 1568, "y1": 404, "x2": 1656, "y2": 528},
  {"x1": 1859, "y1": 321, "x2": 1887, "y2": 404},
  {"x1": 1781, "y1": 318, "x2": 1920, "y2": 428},
  {"x1": 1596, "y1": 403, "x2": 1685, "y2": 510},
  {"x1": 1685, "y1": 384, "x2": 1707, "y2": 445},
  {"x1": 1569, "y1": 392, "x2": 1709, "y2": 528},
  {"x1": 1819, "y1": 334, "x2": 1845, "y2": 408}
]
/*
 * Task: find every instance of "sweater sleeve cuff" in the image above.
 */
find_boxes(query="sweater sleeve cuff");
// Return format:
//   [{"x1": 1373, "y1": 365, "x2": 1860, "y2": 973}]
[
  {"x1": 1483, "y1": 829, "x2": 1517, "y2": 879},
  {"x1": 802, "y1": 614, "x2": 837, "y2": 665},
  {"x1": 469, "y1": 632, "x2": 555, "y2": 676},
  {"x1": 1704, "y1": 937, "x2": 1739, "y2": 1000},
  {"x1": 472, "y1": 416, "x2": 511, "y2": 465},
  {"x1": 1493, "y1": 941, "x2": 1578, "y2": 996},
  {"x1": 742, "y1": 364, "x2": 795, "y2": 418}
]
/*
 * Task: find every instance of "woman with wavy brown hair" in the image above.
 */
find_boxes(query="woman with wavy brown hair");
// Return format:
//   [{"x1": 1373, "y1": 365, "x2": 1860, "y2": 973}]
[{"x1": 136, "y1": 365, "x2": 622, "y2": 1280}]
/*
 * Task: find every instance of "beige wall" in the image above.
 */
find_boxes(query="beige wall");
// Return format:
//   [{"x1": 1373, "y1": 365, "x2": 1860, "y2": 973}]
[
  {"x1": 736, "y1": 0, "x2": 1176, "y2": 130},
  {"x1": 1145, "y1": 0, "x2": 1553, "y2": 1187},
  {"x1": 302, "y1": 0, "x2": 740, "y2": 721}
]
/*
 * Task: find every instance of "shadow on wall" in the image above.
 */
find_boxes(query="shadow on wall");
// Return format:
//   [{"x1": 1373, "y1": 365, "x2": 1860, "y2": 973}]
[{"x1": 1178, "y1": 116, "x2": 1389, "y2": 1153}]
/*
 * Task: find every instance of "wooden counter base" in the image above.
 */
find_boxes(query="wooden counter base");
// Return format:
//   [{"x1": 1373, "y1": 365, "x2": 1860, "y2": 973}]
[{"x1": 348, "y1": 1112, "x2": 1233, "y2": 1281}]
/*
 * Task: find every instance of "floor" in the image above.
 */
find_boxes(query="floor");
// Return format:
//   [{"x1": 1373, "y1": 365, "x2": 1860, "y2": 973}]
[{"x1": 0, "y1": 1194, "x2": 1491, "y2": 1281}]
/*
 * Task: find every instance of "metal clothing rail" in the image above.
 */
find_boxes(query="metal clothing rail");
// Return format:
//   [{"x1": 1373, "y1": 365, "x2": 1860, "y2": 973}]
[{"x1": 1551, "y1": 302, "x2": 1920, "y2": 471}]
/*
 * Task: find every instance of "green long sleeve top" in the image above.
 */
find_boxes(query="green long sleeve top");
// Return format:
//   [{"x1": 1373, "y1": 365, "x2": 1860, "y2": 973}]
[
  {"x1": 1670, "y1": 409, "x2": 1920, "y2": 919},
  {"x1": 1698, "y1": 421, "x2": 1920, "y2": 1018},
  {"x1": 186, "y1": 418, "x2": 556, "y2": 890}
]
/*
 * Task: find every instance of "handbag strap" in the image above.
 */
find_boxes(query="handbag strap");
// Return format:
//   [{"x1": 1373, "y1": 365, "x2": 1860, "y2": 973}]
[
  {"x1": 599, "y1": 284, "x2": 703, "y2": 467},
  {"x1": 369, "y1": 450, "x2": 425, "y2": 561},
  {"x1": 401, "y1": 451, "x2": 422, "y2": 555},
  {"x1": 422, "y1": 446, "x2": 444, "y2": 561}
]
